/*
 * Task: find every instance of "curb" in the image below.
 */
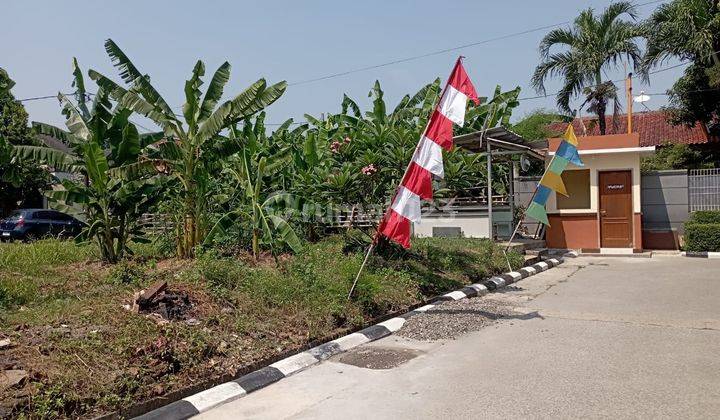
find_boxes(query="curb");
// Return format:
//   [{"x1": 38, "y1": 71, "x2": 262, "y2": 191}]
[
  {"x1": 681, "y1": 251, "x2": 720, "y2": 259},
  {"x1": 135, "y1": 253, "x2": 577, "y2": 419}
]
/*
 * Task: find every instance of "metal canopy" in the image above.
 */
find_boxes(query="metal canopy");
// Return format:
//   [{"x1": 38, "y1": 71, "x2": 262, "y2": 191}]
[
  {"x1": 453, "y1": 126, "x2": 545, "y2": 161},
  {"x1": 450, "y1": 126, "x2": 546, "y2": 241}
]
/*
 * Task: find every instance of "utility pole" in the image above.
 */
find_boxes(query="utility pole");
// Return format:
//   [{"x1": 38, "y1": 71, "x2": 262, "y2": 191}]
[{"x1": 625, "y1": 69, "x2": 633, "y2": 134}]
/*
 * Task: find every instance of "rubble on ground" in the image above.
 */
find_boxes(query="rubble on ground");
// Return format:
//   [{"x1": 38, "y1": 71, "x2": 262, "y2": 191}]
[{"x1": 125, "y1": 280, "x2": 195, "y2": 322}]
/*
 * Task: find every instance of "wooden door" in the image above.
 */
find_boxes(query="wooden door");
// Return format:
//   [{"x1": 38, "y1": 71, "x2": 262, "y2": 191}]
[{"x1": 599, "y1": 171, "x2": 633, "y2": 248}]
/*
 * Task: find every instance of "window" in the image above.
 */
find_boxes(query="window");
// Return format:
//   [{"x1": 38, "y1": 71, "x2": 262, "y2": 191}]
[
  {"x1": 557, "y1": 169, "x2": 590, "y2": 210},
  {"x1": 50, "y1": 212, "x2": 72, "y2": 221},
  {"x1": 34, "y1": 211, "x2": 54, "y2": 219}
]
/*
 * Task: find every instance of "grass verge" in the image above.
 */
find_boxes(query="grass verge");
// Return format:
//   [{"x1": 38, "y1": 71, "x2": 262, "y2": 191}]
[{"x1": 0, "y1": 236, "x2": 522, "y2": 418}]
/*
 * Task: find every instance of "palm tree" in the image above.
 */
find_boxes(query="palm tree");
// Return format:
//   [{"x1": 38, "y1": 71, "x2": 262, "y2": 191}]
[
  {"x1": 88, "y1": 39, "x2": 287, "y2": 258},
  {"x1": 642, "y1": 0, "x2": 720, "y2": 86},
  {"x1": 532, "y1": 2, "x2": 643, "y2": 134}
]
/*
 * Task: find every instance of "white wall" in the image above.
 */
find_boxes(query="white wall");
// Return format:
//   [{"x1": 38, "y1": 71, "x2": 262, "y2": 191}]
[{"x1": 413, "y1": 215, "x2": 491, "y2": 238}]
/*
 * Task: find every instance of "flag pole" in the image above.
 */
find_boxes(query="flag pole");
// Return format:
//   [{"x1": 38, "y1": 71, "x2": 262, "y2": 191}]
[
  {"x1": 505, "y1": 186, "x2": 539, "y2": 252},
  {"x1": 505, "y1": 118, "x2": 578, "y2": 252},
  {"x1": 347, "y1": 56, "x2": 464, "y2": 300},
  {"x1": 348, "y1": 242, "x2": 375, "y2": 299}
]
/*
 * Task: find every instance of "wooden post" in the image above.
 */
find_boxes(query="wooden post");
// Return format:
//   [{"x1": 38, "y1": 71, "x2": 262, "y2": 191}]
[{"x1": 626, "y1": 72, "x2": 633, "y2": 134}]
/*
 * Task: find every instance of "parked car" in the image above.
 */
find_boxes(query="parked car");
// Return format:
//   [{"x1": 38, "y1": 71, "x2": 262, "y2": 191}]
[{"x1": 0, "y1": 209, "x2": 85, "y2": 242}]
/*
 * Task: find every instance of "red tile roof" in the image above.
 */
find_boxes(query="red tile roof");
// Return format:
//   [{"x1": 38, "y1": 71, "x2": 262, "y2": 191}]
[{"x1": 547, "y1": 111, "x2": 717, "y2": 147}]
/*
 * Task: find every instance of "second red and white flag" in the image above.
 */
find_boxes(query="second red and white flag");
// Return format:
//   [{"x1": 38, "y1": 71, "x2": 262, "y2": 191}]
[{"x1": 379, "y1": 58, "x2": 479, "y2": 248}]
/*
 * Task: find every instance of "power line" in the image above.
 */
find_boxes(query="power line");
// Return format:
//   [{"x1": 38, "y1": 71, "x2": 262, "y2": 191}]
[
  {"x1": 12, "y1": 57, "x2": 690, "y2": 127},
  {"x1": 286, "y1": 0, "x2": 667, "y2": 87},
  {"x1": 642, "y1": 87, "x2": 720, "y2": 96},
  {"x1": 10, "y1": 0, "x2": 673, "y2": 125},
  {"x1": 163, "y1": 0, "x2": 666, "y2": 107},
  {"x1": 519, "y1": 47, "x2": 720, "y2": 102}
]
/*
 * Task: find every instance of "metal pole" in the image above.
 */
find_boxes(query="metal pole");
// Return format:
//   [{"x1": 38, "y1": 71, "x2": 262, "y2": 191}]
[
  {"x1": 509, "y1": 160, "x2": 516, "y2": 223},
  {"x1": 508, "y1": 159, "x2": 522, "y2": 236},
  {"x1": 480, "y1": 103, "x2": 497, "y2": 241},
  {"x1": 487, "y1": 135, "x2": 493, "y2": 240}
]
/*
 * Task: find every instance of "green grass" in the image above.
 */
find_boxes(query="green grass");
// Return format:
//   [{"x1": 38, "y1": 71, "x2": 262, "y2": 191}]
[
  {"x1": 0, "y1": 239, "x2": 97, "y2": 274},
  {"x1": 0, "y1": 239, "x2": 98, "y2": 309},
  {"x1": 0, "y1": 235, "x2": 523, "y2": 418}
]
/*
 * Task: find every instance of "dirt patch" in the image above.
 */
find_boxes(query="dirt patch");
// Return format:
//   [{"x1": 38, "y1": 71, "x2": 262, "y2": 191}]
[
  {"x1": 397, "y1": 298, "x2": 518, "y2": 341},
  {"x1": 335, "y1": 346, "x2": 422, "y2": 369}
]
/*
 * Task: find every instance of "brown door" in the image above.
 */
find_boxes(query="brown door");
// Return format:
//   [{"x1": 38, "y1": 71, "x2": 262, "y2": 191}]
[{"x1": 599, "y1": 171, "x2": 633, "y2": 248}]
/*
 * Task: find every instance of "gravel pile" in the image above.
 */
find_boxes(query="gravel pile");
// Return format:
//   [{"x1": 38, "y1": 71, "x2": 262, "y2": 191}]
[{"x1": 397, "y1": 298, "x2": 516, "y2": 341}]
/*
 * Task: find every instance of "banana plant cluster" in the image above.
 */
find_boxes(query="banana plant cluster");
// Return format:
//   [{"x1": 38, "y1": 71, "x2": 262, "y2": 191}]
[
  {"x1": 87, "y1": 40, "x2": 287, "y2": 257},
  {"x1": 204, "y1": 115, "x2": 303, "y2": 260},
  {"x1": 13, "y1": 59, "x2": 162, "y2": 263},
  {"x1": 10, "y1": 38, "x2": 523, "y2": 263}
]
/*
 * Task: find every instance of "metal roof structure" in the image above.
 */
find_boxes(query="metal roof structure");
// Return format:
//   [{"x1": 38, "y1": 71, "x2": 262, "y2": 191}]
[
  {"x1": 453, "y1": 126, "x2": 546, "y2": 160},
  {"x1": 450, "y1": 126, "x2": 546, "y2": 242}
]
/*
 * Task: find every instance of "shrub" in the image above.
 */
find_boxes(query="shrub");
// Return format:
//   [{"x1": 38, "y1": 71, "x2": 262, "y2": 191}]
[
  {"x1": 684, "y1": 223, "x2": 720, "y2": 252},
  {"x1": 689, "y1": 210, "x2": 720, "y2": 225}
]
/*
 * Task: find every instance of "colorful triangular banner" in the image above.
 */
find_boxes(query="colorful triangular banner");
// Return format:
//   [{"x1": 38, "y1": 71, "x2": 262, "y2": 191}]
[
  {"x1": 523, "y1": 124, "x2": 584, "y2": 227},
  {"x1": 525, "y1": 201, "x2": 549, "y2": 225},
  {"x1": 540, "y1": 170, "x2": 568, "y2": 196},
  {"x1": 562, "y1": 124, "x2": 578, "y2": 146}
]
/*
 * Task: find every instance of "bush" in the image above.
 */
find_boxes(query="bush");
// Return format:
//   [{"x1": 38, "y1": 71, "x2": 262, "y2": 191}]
[
  {"x1": 689, "y1": 210, "x2": 720, "y2": 225},
  {"x1": 684, "y1": 223, "x2": 720, "y2": 252}
]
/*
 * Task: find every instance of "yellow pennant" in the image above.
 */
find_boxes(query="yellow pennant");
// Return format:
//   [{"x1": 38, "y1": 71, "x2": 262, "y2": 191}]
[
  {"x1": 540, "y1": 171, "x2": 568, "y2": 196},
  {"x1": 562, "y1": 124, "x2": 578, "y2": 146}
]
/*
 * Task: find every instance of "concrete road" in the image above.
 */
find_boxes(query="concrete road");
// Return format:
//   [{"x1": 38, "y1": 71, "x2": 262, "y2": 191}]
[{"x1": 197, "y1": 256, "x2": 720, "y2": 420}]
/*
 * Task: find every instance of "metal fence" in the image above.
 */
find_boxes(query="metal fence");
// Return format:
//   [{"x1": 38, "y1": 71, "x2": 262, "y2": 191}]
[{"x1": 689, "y1": 168, "x2": 720, "y2": 211}]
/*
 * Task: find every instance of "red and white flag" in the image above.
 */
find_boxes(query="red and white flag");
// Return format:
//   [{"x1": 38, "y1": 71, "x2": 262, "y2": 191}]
[{"x1": 378, "y1": 58, "x2": 479, "y2": 248}]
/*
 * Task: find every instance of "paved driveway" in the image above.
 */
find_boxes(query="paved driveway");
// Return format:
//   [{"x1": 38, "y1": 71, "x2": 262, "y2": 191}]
[{"x1": 197, "y1": 256, "x2": 720, "y2": 419}]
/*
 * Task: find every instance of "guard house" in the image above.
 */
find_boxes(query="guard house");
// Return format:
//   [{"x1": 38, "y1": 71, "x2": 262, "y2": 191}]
[
  {"x1": 413, "y1": 127, "x2": 543, "y2": 239},
  {"x1": 544, "y1": 133, "x2": 655, "y2": 253}
]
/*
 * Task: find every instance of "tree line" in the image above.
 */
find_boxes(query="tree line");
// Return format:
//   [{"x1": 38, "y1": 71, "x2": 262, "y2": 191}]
[{"x1": 2, "y1": 0, "x2": 718, "y2": 262}]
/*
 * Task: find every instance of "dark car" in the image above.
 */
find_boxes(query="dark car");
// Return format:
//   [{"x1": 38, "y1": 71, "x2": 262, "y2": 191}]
[{"x1": 0, "y1": 209, "x2": 84, "y2": 241}]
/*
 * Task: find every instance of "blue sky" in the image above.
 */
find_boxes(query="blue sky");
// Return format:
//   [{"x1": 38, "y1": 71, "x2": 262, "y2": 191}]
[{"x1": 2, "y1": 0, "x2": 681, "y2": 131}]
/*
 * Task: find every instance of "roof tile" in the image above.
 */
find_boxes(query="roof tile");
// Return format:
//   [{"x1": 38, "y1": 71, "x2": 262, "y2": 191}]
[{"x1": 547, "y1": 111, "x2": 717, "y2": 146}]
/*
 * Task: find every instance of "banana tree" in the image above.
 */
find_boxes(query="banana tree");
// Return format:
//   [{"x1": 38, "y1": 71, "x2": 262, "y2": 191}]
[
  {"x1": 459, "y1": 85, "x2": 521, "y2": 135},
  {"x1": 205, "y1": 131, "x2": 301, "y2": 260},
  {"x1": 13, "y1": 59, "x2": 161, "y2": 262},
  {"x1": 88, "y1": 39, "x2": 287, "y2": 258}
]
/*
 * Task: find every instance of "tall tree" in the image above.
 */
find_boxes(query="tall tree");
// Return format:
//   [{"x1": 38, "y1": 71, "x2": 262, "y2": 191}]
[
  {"x1": 531, "y1": 1, "x2": 643, "y2": 134},
  {"x1": 0, "y1": 68, "x2": 50, "y2": 216},
  {"x1": 641, "y1": 0, "x2": 720, "y2": 133},
  {"x1": 0, "y1": 68, "x2": 36, "y2": 146},
  {"x1": 88, "y1": 39, "x2": 287, "y2": 258}
]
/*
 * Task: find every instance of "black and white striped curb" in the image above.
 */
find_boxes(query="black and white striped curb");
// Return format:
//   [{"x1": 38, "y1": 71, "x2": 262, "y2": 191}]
[
  {"x1": 135, "y1": 253, "x2": 576, "y2": 420},
  {"x1": 681, "y1": 251, "x2": 720, "y2": 259}
]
